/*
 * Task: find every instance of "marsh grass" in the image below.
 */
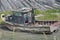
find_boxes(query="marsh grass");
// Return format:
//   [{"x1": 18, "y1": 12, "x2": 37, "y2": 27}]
[{"x1": 35, "y1": 9, "x2": 60, "y2": 21}]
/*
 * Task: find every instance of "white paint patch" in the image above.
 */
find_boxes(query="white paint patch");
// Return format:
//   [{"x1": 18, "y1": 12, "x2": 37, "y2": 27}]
[{"x1": 35, "y1": 14, "x2": 44, "y2": 17}]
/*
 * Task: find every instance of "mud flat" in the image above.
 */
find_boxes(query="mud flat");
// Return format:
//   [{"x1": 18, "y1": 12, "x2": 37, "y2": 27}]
[{"x1": 0, "y1": 25, "x2": 60, "y2": 40}]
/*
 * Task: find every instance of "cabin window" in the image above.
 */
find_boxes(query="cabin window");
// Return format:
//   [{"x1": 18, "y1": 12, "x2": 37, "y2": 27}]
[{"x1": 14, "y1": 12, "x2": 22, "y2": 16}]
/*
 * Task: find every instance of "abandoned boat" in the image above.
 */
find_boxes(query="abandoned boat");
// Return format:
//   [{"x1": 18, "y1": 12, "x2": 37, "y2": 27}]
[{"x1": 1, "y1": 8, "x2": 59, "y2": 33}]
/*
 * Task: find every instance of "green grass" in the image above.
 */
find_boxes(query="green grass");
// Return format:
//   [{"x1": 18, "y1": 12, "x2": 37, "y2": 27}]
[
  {"x1": 35, "y1": 9, "x2": 60, "y2": 21},
  {"x1": 34, "y1": 9, "x2": 42, "y2": 15},
  {"x1": 34, "y1": 9, "x2": 60, "y2": 15}
]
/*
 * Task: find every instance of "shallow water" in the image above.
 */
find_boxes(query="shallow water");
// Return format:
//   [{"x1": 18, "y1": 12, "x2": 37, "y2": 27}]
[{"x1": 0, "y1": 28, "x2": 60, "y2": 40}]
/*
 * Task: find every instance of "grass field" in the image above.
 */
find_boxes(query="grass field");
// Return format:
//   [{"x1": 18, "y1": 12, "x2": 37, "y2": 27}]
[{"x1": 35, "y1": 9, "x2": 60, "y2": 21}]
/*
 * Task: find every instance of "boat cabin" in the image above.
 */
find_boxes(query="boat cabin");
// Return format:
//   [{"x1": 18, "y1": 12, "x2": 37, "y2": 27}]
[{"x1": 6, "y1": 8, "x2": 35, "y2": 24}]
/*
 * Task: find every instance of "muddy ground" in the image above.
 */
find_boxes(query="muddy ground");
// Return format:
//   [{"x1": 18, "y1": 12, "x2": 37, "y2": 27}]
[{"x1": 0, "y1": 26, "x2": 60, "y2": 40}]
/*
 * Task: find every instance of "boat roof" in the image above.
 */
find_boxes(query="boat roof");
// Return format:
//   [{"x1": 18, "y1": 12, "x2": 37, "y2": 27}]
[{"x1": 11, "y1": 7, "x2": 32, "y2": 13}]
